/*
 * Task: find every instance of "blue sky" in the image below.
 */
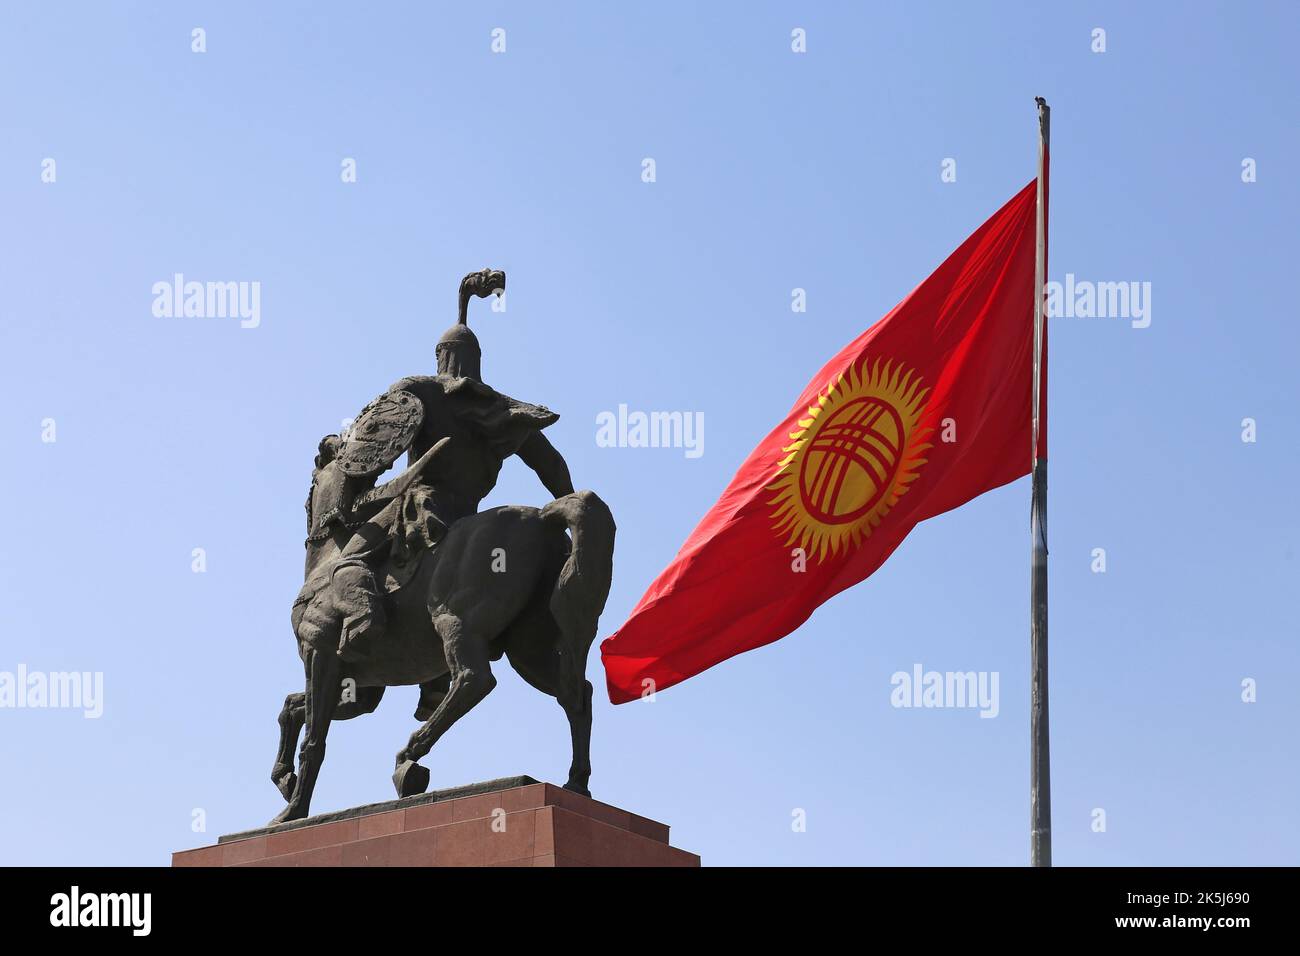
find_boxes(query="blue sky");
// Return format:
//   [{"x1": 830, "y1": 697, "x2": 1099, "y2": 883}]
[{"x1": 1, "y1": 1, "x2": 1296, "y2": 866}]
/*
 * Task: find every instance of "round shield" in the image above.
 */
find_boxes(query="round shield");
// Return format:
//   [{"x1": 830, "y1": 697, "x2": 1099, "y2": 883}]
[{"x1": 336, "y1": 389, "x2": 425, "y2": 478}]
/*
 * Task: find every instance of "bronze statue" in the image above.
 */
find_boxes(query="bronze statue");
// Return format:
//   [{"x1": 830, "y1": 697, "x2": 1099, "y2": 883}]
[{"x1": 270, "y1": 269, "x2": 615, "y2": 824}]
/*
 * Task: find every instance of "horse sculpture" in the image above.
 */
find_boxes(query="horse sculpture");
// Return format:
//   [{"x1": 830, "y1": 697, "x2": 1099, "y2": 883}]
[{"x1": 268, "y1": 269, "x2": 615, "y2": 824}]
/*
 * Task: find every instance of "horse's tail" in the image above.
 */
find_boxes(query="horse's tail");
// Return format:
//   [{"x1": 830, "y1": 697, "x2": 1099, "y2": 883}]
[{"x1": 539, "y1": 490, "x2": 616, "y2": 651}]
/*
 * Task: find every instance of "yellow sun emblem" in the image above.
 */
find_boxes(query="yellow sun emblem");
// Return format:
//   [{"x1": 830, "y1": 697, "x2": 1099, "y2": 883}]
[{"x1": 767, "y1": 357, "x2": 932, "y2": 562}]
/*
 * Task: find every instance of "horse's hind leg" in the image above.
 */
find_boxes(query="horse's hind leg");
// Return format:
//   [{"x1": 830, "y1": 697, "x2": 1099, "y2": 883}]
[
  {"x1": 272, "y1": 692, "x2": 305, "y2": 800},
  {"x1": 559, "y1": 676, "x2": 594, "y2": 797},
  {"x1": 393, "y1": 613, "x2": 495, "y2": 797},
  {"x1": 505, "y1": 618, "x2": 594, "y2": 797}
]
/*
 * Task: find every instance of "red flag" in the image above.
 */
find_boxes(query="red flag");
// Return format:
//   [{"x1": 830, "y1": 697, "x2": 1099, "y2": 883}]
[{"x1": 600, "y1": 179, "x2": 1046, "y2": 703}]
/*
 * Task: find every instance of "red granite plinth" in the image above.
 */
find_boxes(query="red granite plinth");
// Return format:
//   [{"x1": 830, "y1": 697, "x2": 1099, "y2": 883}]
[{"x1": 173, "y1": 780, "x2": 699, "y2": 867}]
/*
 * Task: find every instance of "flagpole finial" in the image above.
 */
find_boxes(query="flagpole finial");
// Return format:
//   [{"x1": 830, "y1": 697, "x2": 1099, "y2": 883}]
[{"x1": 1035, "y1": 98, "x2": 1051, "y2": 150}]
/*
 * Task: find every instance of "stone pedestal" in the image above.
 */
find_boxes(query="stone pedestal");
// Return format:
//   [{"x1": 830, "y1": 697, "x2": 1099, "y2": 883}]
[{"x1": 173, "y1": 776, "x2": 700, "y2": 867}]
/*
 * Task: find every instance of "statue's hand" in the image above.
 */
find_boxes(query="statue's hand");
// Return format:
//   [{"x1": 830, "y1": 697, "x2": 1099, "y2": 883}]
[{"x1": 460, "y1": 268, "x2": 506, "y2": 301}]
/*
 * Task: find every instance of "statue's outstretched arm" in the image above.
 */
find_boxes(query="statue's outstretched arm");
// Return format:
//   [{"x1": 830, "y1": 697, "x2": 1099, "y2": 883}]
[{"x1": 517, "y1": 432, "x2": 574, "y2": 500}]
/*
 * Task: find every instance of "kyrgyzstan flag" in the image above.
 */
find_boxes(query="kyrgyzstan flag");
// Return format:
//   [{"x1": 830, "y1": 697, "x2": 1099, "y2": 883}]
[{"x1": 601, "y1": 178, "x2": 1046, "y2": 703}]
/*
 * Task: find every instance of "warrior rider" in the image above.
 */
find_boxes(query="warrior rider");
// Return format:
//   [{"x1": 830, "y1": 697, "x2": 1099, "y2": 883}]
[
  {"x1": 299, "y1": 269, "x2": 575, "y2": 677},
  {"x1": 386, "y1": 268, "x2": 575, "y2": 562}
]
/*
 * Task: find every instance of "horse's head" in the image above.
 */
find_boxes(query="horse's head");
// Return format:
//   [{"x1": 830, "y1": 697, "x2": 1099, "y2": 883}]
[{"x1": 314, "y1": 434, "x2": 341, "y2": 470}]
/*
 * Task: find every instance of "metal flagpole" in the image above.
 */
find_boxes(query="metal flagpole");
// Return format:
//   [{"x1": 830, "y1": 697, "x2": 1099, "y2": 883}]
[{"x1": 1029, "y1": 96, "x2": 1051, "y2": 867}]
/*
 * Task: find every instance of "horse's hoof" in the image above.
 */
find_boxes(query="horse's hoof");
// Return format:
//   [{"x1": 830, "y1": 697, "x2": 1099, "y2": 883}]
[
  {"x1": 562, "y1": 781, "x2": 591, "y2": 799},
  {"x1": 268, "y1": 804, "x2": 301, "y2": 826},
  {"x1": 273, "y1": 771, "x2": 297, "y2": 802},
  {"x1": 393, "y1": 760, "x2": 430, "y2": 797}
]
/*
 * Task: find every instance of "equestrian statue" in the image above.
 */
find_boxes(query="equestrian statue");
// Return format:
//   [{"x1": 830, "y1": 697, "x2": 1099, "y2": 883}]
[{"x1": 270, "y1": 268, "x2": 615, "y2": 824}]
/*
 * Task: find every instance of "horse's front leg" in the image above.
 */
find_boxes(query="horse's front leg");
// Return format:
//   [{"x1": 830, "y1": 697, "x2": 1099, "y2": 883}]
[
  {"x1": 393, "y1": 613, "x2": 495, "y2": 797},
  {"x1": 270, "y1": 646, "x2": 342, "y2": 824}
]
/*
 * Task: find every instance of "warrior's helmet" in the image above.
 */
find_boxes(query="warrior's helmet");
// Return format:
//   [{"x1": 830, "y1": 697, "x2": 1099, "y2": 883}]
[{"x1": 437, "y1": 268, "x2": 505, "y2": 381}]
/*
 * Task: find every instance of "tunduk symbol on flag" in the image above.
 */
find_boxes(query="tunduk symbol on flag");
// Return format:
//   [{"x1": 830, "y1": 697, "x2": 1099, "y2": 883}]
[{"x1": 768, "y1": 358, "x2": 931, "y2": 562}]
